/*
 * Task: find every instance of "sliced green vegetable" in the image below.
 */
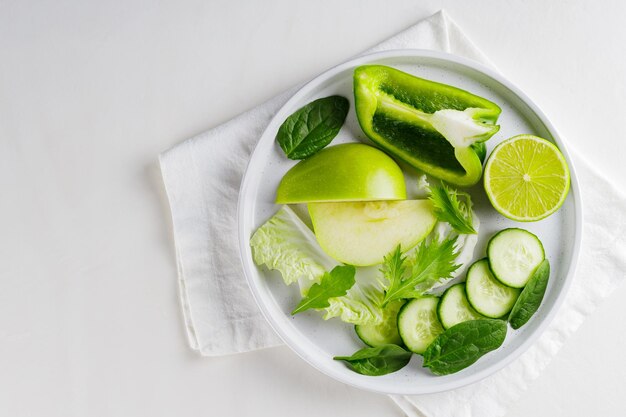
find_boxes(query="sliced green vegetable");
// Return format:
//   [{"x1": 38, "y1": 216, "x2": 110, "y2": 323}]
[
  {"x1": 422, "y1": 319, "x2": 507, "y2": 375},
  {"x1": 355, "y1": 300, "x2": 405, "y2": 347},
  {"x1": 382, "y1": 237, "x2": 459, "y2": 306},
  {"x1": 472, "y1": 141, "x2": 487, "y2": 163},
  {"x1": 334, "y1": 344, "x2": 412, "y2": 376},
  {"x1": 398, "y1": 297, "x2": 444, "y2": 354},
  {"x1": 276, "y1": 95, "x2": 349, "y2": 159},
  {"x1": 509, "y1": 259, "x2": 550, "y2": 329},
  {"x1": 465, "y1": 259, "x2": 520, "y2": 318},
  {"x1": 437, "y1": 283, "x2": 484, "y2": 329},
  {"x1": 353, "y1": 65, "x2": 501, "y2": 186},
  {"x1": 429, "y1": 183, "x2": 476, "y2": 234},
  {"x1": 292, "y1": 265, "x2": 356, "y2": 314},
  {"x1": 487, "y1": 228, "x2": 545, "y2": 288}
]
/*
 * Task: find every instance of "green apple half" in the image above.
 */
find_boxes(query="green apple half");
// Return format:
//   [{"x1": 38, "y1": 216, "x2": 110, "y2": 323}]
[
  {"x1": 308, "y1": 200, "x2": 437, "y2": 266},
  {"x1": 275, "y1": 143, "x2": 406, "y2": 204}
]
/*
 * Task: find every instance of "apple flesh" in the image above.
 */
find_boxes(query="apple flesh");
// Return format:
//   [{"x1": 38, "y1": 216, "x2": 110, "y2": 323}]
[
  {"x1": 308, "y1": 200, "x2": 437, "y2": 266},
  {"x1": 275, "y1": 143, "x2": 406, "y2": 204}
]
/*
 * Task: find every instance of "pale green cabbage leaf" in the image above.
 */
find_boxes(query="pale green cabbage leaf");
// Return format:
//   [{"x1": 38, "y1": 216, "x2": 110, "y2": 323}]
[
  {"x1": 320, "y1": 266, "x2": 385, "y2": 326},
  {"x1": 250, "y1": 206, "x2": 384, "y2": 325},
  {"x1": 250, "y1": 206, "x2": 334, "y2": 285}
]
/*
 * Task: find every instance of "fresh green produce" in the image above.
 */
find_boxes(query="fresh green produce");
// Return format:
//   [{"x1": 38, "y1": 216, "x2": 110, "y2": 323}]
[
  {"x1": 275, "y1": 143, "x2": 407, "y2": 204},
  {"x1": 397, "y1": 297, "x2": 444, "y2": 354},
  {"x1": 465, "y1": 259, "x2": 520, "y2": 318},
  {"x1": 488, "y1": 228, "x2": 545, "y2": 288},
  {"x1": 308, "y1": 200, "x2": 437, "y2": 266},
  {"x1": 420, "y1": 187, "x2": 481, "y2": 293},
  {"x1": 422, "y1": 319, "x2": 507, "y2": 375},
  {"x1": 320, "y1": 269, "x2": 386, "y2": 325},
  {"x1": 429, "y1": 183, "x2": 476, "y2": 234},
  {"x1": 334, "y1": 344, "x2": 412, "y2": 376},
  {"x1": 276, "y1": 95, "x2": 349, "y2": 159},
  {"x1": 509, "y1": 259, "x2": 550, "y2": 329},
  {"x1": 473, "y1": 141, "x2": 487, "y2": 163},
  {"x1": 437, "y1": 283, "x2": 484, "y2": 330},
  {"x1": 484, "y1": 134, "x2": 570, "y2": 221},
  {"x1": 355, "y1": 300, "x2": 405, "y2": 347},
  {"x1": 353, "y1": 65, "x2": 501, "y2": 186},
  {"x1": 292, "y1": 265, "x2": 356, "y2": 314},
  {"x1": 250, "y1": 206, "x2": 385, "y2": 326},
  {"x1": 250, "y1": 206, "x2": 334, "y2": 285},
  {"x1": 252, "y1": 65, "x2": 566, "y2": 379},
  {"x1": 381, "y1": 238, "x2": 459, "y2": 306}
]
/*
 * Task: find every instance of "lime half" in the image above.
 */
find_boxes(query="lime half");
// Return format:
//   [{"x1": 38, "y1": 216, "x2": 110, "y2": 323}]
[{"x1": 484, "y1": 135, "x2": 570, "y2": 222}]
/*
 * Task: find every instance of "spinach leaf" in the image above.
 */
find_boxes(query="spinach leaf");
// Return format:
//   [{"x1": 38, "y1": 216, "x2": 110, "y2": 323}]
[
  {"x1": 276, "y1": 95, "x2": 349, "y2": 159},
  {"x1": 291, "y1": 265, "x2": 356, "y2": 315},
  {"x1": 422, "y1": 319, "x2": 507, "y2": 375},
  {"x1": 429, "y1": 183, "x2": 476, "y2": 234},
  {"x1": 334, "y1": 344, "x2": 412, "y2": 376},
  {"x1": 509, "y1": 259, "x2": 550, "y2": 329}
]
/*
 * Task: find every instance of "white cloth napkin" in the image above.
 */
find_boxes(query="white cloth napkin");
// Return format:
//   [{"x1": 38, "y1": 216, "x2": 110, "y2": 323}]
[{"x1": 159, "y1": 10, "x2": 626, "y2": 417}]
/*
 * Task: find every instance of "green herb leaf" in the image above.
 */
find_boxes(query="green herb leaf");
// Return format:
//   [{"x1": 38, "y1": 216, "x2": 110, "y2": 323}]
[
  {"x1": 380, "y1": 245, "x2": 406, "y2": 296},
  {"x1": 276, "y1": 95, "x2": 349, "y2": 159},
  {"x1": 334, "y1": 344, "x2": 412, "y2": 376},
  {"x1": 509, "y1": 259, "x2": 550, "y2": 329},
  {"x1": 423, "y1": 319, "x2": 507, "y2": 375},
  {"x1": 292, "y1": 265, "x2": 356, "y2": 315},
  {"x1": 382, "y1": 236, "x2": 460, "y2": 306},
  {"x1": 429, "y1": 183, "x2": 476, "y2": 234}
]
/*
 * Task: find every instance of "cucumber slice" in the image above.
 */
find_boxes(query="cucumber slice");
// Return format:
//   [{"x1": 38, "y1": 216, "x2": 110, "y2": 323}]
[
  {"x1": 355, "y1": 300, "x2": 405, "y2": 347},
  {"x1": 437, "y1": 283, "x2": 484, "y2": 329},
  {"x1": 397, "y1": 297, "x2": 444, "y2": 354},
  {"x1": 487, "y1": 228, "x2": 545, "y2": 288},
  {"x1": 466, "y1": 259, "x2": 520, "y2": 318}
]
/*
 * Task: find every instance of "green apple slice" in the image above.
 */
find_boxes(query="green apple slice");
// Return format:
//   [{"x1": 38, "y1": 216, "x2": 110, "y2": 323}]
[
  {"x1": 308, "y1": 200, "x2": 437, "y2": 266},
  {"x1": 275, "y1": 143, "x2": 406, "y2": 204}
]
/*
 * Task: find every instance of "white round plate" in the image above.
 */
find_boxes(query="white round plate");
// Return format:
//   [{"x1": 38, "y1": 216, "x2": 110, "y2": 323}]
[{"x1": 238, "y1": 50, "x2": 581, "y2": 395}]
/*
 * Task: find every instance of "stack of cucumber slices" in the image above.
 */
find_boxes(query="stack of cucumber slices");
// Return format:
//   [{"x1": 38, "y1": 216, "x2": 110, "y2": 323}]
[{"x1": 348, "y1": 228, "x2": 550, "y2": 376}]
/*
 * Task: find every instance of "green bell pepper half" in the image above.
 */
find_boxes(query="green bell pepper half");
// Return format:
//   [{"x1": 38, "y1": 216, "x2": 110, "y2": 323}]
[{"x1": 354, "y1": 65, "x2": 501, "y2": 186}]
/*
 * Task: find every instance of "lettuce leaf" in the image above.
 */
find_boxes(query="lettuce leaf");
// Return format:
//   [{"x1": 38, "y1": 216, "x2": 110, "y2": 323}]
[
  {"x1": 250, "y1": 206, "x2": 335, "y2": 285},
  {"x1": 322, "y1": 266, "x2": 385, "y2": 325},
  {"x1": 251, "y1": 206, "x2": 384, "y2": 325}
]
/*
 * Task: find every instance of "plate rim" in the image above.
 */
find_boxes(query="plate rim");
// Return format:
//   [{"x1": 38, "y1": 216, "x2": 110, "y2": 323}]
[{"x1": 237, "y1": 48, "x2": 583, "y2": 395}]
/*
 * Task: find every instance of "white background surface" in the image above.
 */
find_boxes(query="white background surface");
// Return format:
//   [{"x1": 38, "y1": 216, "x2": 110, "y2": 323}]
[{"x1": 1, "y1": 1, "x2": 625, "y2": 416}]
